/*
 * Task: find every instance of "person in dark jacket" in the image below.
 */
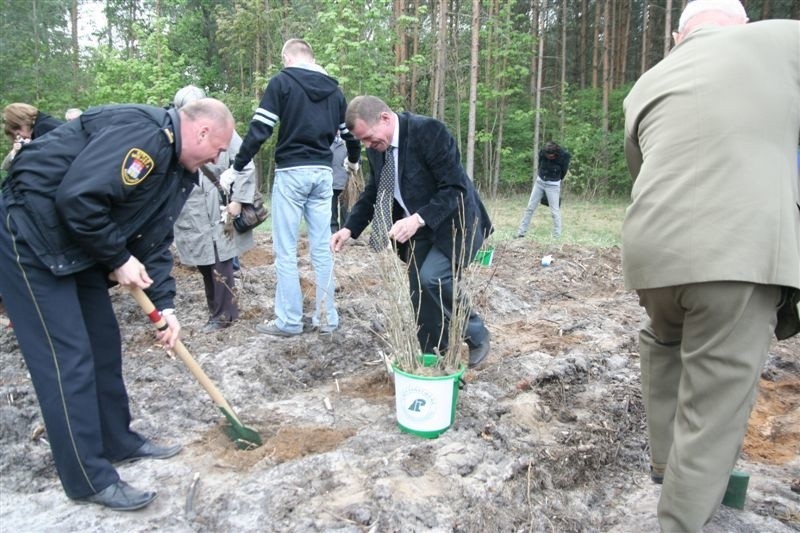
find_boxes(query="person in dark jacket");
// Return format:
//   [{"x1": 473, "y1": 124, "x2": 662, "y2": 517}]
[
  {"x1": 331, "y1": 95, "x2": 493, "y2": 368},
  {"x1": 2, "y1": 102, "x2": 63, "y2": 172},
  {"x1": 515, "y1": 141, "x2": 571, "y2": 239},
  {"x1": 230, "y1": 38, "x2": 360, "y2": 336},
  {"x1": 0, "y1": 98, "x2": 234, "y2": 511}
]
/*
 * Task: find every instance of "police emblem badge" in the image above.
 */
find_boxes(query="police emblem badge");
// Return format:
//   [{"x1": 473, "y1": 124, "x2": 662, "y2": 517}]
[{"x1": 121, "y1": 148, "x2": 155, "y2": 185}]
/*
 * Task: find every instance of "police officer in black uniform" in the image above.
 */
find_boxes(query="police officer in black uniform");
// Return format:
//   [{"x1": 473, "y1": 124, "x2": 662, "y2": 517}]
[{"x1": 0, "y1": 98, "x2": 234, "y2": 511}]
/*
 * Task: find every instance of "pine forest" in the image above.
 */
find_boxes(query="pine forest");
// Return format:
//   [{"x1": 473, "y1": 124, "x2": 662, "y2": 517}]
[{"x1": 1, "y1": 0, "x2": 798, "y2": 197}]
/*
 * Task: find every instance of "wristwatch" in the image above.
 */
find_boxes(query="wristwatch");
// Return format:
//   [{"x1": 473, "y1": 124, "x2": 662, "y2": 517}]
[{"x1": 415, "y1": 213, "x2": 426, "y2": 227}]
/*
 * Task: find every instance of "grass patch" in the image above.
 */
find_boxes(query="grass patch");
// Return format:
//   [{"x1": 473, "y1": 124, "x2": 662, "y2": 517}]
[{"x1": 483, "y1": 193, "x2": 627, "y2": 248}]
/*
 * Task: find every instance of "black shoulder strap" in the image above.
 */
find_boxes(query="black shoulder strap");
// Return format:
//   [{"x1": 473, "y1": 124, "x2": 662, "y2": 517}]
[{"x1": 199, "y1": 165, "x2": 228, "y2": 205}]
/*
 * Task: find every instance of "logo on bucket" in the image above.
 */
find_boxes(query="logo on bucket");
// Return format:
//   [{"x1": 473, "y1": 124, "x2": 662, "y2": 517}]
[
  {"x1": 408, "y1": 399, "x2": 427, "y2": 412},
  {"x1": 400, "y1": 386, "x2": 436, "y2": 421}
]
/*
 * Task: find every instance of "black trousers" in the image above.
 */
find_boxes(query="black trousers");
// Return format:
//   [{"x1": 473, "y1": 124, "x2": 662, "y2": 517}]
[
  {"x1": 0, "y1": 199, "x2": 144, "y2": 499},
  {"x1": 330, "y1": 189, "x2": 348, "y2": 232},
  {"x1": 406, "y1": 236, "x2": 488, "y2": 354},
  {"x1": 197, "y1": 251, "x2": 238, "y2": 323}
]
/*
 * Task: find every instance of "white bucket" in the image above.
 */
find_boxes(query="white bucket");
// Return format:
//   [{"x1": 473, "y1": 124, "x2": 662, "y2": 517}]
[{"x1": 393, "y1": 355, "x2": 465, "y2": 438}]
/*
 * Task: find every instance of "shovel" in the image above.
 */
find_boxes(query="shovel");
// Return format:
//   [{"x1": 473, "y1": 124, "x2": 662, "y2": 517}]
[{"x1": 127, "y1": 286, "x2": 262, "y2": 450}]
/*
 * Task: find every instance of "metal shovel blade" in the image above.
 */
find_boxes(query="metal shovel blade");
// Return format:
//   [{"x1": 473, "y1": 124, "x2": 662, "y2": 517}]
[{"x1": 220, "y1": 408, "x2": 263, "y2": 450}]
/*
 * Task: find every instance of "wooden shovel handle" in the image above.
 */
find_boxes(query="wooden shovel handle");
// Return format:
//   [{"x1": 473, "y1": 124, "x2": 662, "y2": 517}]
[{"x1": 127, "y1": 286, "x2": 242, "y2": 425}]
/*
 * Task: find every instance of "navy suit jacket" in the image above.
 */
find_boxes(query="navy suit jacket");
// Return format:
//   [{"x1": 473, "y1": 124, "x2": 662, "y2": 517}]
[{"x1": 345, "y1": 111, "x2": 492, "y2": 264}]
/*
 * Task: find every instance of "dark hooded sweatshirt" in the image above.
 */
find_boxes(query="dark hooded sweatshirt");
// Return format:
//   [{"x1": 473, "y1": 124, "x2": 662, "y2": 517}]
[{"x1": 233, "y1": 65, "x2": 360, "y2": 172}]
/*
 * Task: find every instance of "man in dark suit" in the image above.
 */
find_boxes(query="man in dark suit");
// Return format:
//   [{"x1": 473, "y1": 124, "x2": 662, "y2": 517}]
[{"x1": 331, "y1": 95, "x2": 492, "y2": 368}]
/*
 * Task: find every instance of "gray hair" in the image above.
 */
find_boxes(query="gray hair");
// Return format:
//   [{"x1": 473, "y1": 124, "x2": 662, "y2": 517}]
[
  {"x1": 173, "y1": 85, "x2": 207, "y2": 109},
  {"x1": 345, "y1": 95, "x2": 391, "y2": 131}
]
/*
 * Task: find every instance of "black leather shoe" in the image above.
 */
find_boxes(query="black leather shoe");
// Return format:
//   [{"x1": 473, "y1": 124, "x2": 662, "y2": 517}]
[
  {"x1": 468, "y1": 331, "x2": 491, "y2": 369},
  {"x1": 117, "y1": 440, "x2": 182, "y2": 465},
  {"x1": 650, "y1": 466, "x2": 664, "y2": 485},
  {"x1": 201, "y1": 319, "x2": 230, "y2": 333},
  {"x1": 78, "y1": 480, "x2": 157, "y2": 511}
]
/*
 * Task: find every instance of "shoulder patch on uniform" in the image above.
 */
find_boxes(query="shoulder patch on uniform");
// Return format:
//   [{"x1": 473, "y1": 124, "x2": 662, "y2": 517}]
[{"x1": 121, "y1": 148, "x2": 155, "y2": 186}]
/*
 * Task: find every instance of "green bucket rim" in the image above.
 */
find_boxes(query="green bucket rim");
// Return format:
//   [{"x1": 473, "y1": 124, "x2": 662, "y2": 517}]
[{"x1": 391, "y1": 353, "x2": 466, "y2": 380}]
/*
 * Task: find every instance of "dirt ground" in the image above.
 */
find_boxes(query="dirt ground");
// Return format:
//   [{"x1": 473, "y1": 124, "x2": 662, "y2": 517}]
[{"x1": 0, "y1": 234, "x2": 798, "y2": 532}]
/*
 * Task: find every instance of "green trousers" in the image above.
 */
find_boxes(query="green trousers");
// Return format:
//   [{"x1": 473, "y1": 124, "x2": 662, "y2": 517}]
[{"x1": 636, "y1": 281, "x2": 780, "y2": 532}]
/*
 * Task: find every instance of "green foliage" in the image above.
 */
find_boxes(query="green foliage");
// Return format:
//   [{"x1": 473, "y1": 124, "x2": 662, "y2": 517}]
[
  {"x1": 469, "y1": 0, "x2": 534, "y2": 190},
  {"x1": 165, "y1": 0, "x2": 226, "y2": 88},
  {"x1": 16, "y1": 0, "x2": 773, "y2": 199},
  {"x1": 0, "y1": 0, "x2": 75, "y2": 114},
  {"x1": 487, "y1": 107, "x2": 536, "y2": 189},
  {"x1": 560, "y1": 86, "x2": 632, "y2": 199},
  {"x1": 88, "y1": 19, "x2": 187, "y2": 106},
  {"x1": 314, "y1": 0, "x2": 396, "y2": 99}
]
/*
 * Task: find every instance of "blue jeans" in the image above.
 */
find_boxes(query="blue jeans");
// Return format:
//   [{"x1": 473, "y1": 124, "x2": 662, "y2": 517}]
[
  {"x1": 271, "y1": 167, "x2": 337, "y2": 333},
  {"x1": 517, "y1": 177, "x2": 561, "y2": 237}
]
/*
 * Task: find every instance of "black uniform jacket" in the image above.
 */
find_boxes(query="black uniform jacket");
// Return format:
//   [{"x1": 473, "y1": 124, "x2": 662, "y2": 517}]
[
  {"x1": 31, "y1": 112, "x2": 64, "y2": 139},
  {"x1": 345, "y1": 111, "x2": 492, "y2": 265},
  {"x1": 2, "y1": 104, "x2": 196, "y2": 310}
]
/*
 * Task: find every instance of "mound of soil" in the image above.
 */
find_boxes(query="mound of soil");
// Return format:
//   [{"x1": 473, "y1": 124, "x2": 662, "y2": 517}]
[{"x1": 1, "y1": 235, "x2": 798, "y2": 531}]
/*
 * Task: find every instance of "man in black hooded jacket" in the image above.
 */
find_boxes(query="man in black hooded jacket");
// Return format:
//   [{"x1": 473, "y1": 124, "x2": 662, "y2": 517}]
[{"x1": 230, "y1": 38, "x2": 360, "y2": 337}]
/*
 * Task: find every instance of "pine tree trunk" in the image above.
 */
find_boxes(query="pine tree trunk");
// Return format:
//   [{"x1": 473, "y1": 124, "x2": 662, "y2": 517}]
[
  {"x1": 532, "y1": 0, "x2": 546, "y2": 183},
  {"x1": 395, "y1": 0, "x2": 408, "y2": 103},
  {"x1": 466, "y1": 0, "x2": 480, "y2": 182},
  {"x1": 592, "y1": 0, "x2": 600, "y2": 88},
  {"x1": 579, "y1": 0, "x2": 587, "y2": 89},
  {"x1": 619, "y1": 0, "x2": 630, "y2": 86},
  {"x1": 410, "y1": 0, "x2": 420, "y2": 110},
  {"x1": 602, "y1": 0, "x2": 610, "y2": 133},
  {"x1": 663, "y1": 0, "x2": 673, "y2": 58},
  {"x1": 641, "y1": 2, "x2": 649, "y2": 74},
  {"x1": 432, "y1": 0, "x2": 448, "y2": 120},
  {"x1": 560, "y1": 0, "x2": 567, "y2": 135},
  {"x1": 70, "y1": 0, "x2": 79, "y2": 100}
]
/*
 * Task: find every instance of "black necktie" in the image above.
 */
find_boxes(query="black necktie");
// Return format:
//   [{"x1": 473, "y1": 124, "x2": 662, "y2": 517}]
[{"x1": 370, "y1": 146, "x2": 395, "y2": 252}]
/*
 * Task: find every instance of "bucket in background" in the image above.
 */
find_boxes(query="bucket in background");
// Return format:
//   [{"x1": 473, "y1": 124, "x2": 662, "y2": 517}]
[
  {"x1": 393, "y1": 354, "x2": 465, "y2": 439},
  {"x1": 474, "y1": 246, "x2": 495, "y2": 267}
]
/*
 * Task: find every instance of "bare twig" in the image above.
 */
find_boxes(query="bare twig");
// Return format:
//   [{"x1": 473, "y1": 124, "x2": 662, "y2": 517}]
[
  {"x1": 185, "y1": 472, "x2": 201, "y2": 517},
  {"x1": 343, "y1": 166, "x2": 364, "y2": 211},
  {"x1": 372, "y1": 248, "x2": 422, "y2": 373}
]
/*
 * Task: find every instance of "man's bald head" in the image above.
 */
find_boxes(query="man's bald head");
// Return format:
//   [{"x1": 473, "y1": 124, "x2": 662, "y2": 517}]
[{"x1": 178, "y1": 98, "x2": 234, "y2": 172}]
